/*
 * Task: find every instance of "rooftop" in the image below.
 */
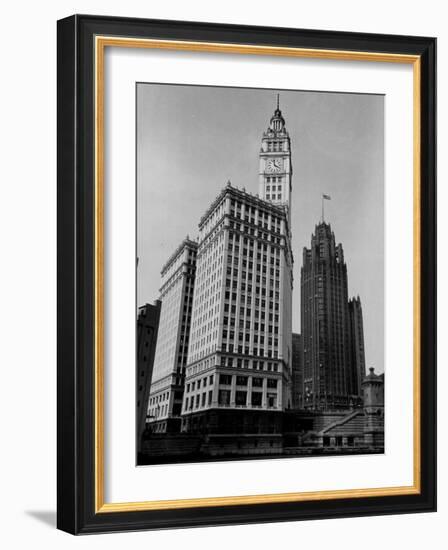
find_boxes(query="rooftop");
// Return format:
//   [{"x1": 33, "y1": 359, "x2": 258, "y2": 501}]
[
  {"x1": 160, "y1": 236, "x2": 198, "y2": 276},
  {"x1": 199, "y1": 180, "x2": 288, "y2": 229}
]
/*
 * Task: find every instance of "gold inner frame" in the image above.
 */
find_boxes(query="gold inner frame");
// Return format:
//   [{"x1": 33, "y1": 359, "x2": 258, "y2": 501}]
[{"x1": 94, "y1": 36, "x2": 421, "y2": 513}]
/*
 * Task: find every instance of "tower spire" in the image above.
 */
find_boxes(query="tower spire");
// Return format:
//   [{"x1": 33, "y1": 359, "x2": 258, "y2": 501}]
[{"x1": 277, "y1": 93, "x2": 280, "y2": 111}]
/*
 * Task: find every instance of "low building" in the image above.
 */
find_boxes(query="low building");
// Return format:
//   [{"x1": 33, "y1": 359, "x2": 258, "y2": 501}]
[{"x1": 362, "y1": 367, "x2": 384, "y2": 447}]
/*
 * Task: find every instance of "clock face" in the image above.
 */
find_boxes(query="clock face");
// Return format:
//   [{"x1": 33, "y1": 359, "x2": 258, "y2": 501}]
[{"x1": 266, "y1": 158, "x2": 283, "y2": 173}]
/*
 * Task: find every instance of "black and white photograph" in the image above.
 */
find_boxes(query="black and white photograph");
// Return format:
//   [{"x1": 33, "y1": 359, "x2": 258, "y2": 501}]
[{"x1": 136, "y1": 83, "x2": 385, "y2": 465}]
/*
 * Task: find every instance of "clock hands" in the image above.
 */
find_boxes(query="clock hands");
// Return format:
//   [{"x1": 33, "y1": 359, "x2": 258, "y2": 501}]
[{"x1": 268, "y1": 159, "x2": 282, "y2": 171}]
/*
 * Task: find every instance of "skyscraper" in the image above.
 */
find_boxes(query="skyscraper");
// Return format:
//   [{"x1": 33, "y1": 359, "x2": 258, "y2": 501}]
[
  {"x1": 147, "y1": 237, "x2": 198, "y2": 432},
  {"x1": 181, "y1": 101, "x2": 293, "y2": 434},
  {"x1": 181, "y1": 184, "x2": 293, "y2": 423},
  {"x1": 301, "y1": 222, "x2": 361, "y2": 410}
]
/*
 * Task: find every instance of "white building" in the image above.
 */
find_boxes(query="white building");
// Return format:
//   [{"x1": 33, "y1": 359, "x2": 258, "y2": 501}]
[
  {"x1": 181, "y1": 101, "x2": 294, "y2": 431},
  {"x1": 147, "y1": 237, "x2": 197, "y2": 432}
]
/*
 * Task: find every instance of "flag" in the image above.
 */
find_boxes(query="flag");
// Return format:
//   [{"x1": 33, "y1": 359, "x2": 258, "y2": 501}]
[{"x1": 322, "y1": 194, "x2": 331, "y2": 200}]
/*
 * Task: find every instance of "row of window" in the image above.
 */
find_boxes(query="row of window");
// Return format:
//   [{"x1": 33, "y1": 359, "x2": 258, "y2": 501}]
[
  {"x1": 226, "y1": 263, "x2": 280, "y2": 277},
  {"x1": 227, "y1": 242, "x2": 281, "y2": 260},
  {"x1": 266, "y1": 184, "x2": 282, "y2": 192},
  {"x1": 219, "y1": 358, "x2": 280, "y2": 373},
  {"x1": 184, "y1": 391, "x2": 213, "y2": 410},
  {"x1": 229, "y1": 199, "x2": 282, "y2": 223},
  {"x1": 186, "y1": 374, "x2": 214, "y2": 393},
  {"x1": 218, "y1": 374, "x2": 278, "y2": 388},
  {"x1": 222, "y1": 331, "x2": 279, "y2": 346},
  {"x1": 183, "y1": 389, "x2": 278, "y2": 411},
  {"x1": 218, "y1": 390, "x2": 278, "y2": 407},
  {"x1": 265, "y1": 141, "x2": 285, "y2": 152},
  {"x1": 223, "y1": 289, "x2": 280, "y2": 307},
  {"x1": 220, "y1": 345, "x2": 279, "y2": 358},
  {"x1": 266, "y1": 194, "x2": 282, "y2": 201},
  {"x1": 229, "y1": 210, "x2": 282, "y2": 232},
  {"x1": 148, "y1": 390, "x2": 169, "y2": 406},
  {"x1": 228, "y1": 221, "x2": 283, "y2": 243}
]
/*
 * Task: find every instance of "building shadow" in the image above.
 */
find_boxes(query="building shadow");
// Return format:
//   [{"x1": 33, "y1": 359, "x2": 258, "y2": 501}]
[{"x1": 26, "y1": 510, "x2": 56, "y2": 528}]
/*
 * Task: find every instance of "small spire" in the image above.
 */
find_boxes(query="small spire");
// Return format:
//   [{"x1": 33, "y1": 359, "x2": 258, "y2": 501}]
[
  {"x1": 226, "y1": 179, "x2": 231, "y2": 187},
  {"x1": 277, "y1": 93, "x2": 280, "y2": 110}
]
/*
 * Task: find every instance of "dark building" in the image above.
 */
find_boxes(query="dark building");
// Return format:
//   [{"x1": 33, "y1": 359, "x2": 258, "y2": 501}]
[
  {"x1": 349, "y1": 296, "x2": 366, "y2": 395},
  {"x1": 291, "y1": 333, "x2": 302, "y2": 409},
  {"x1": 136, "y1": 300, "x2": 161, "y2": 452},
  {"x1": 301, "y1": 222, "x2": 361, "y2": 411}
]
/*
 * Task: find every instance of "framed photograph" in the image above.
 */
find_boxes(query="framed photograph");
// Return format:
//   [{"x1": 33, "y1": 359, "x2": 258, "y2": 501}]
[{"x1": 57, "y1": 15, "x2": 436, "y2": 534}]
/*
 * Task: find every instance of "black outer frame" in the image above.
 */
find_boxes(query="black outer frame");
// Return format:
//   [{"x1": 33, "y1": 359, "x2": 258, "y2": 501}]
[{"x1": 57, "y1": 14, "x2": 436, "y2": 535}]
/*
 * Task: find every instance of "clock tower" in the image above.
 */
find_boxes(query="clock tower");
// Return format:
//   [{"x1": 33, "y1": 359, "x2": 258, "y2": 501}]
[{"x1": 259, "y1": 95, "x2": 293, "y2": 222}]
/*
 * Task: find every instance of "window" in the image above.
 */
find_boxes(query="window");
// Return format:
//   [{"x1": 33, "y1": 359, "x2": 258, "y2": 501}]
[
  {"x1": 235, "y1": 391, "x2": 247, "y2": 406},
  {"x1": 267, "y1": 378, "x2": 278, "y2": 389},
  {"x1": 218, "y1": 389, "x2": 231, "y2": 405},
  {"x1": 252, "y1": 377, "x2": 263, "y2": 387},
  {"x1": 236, "y1": 375, "x2": 248, "y2": 386},
  {"x1": 267, "y1": 393, "x2": 277, "y2": 407},
  {"x1": 251, "y1": 392, "x2": 262, "y2": 406},
  {"x1": 219, "y1": 374, "x2": 232, "y2": 385}
]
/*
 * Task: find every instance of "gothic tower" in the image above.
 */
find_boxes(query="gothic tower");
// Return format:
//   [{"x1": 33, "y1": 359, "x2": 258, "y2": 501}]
[
  {"x1": 259, "y1": 95, "x2": 293, "y2": 225},
  {"x1": 301, "y1": 222, "x2": 361, "y2": 410}
]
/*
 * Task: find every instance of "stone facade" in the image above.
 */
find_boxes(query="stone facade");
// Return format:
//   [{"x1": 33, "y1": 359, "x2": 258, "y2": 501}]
[
  {"x1": 362, "y1": 367, "x2": 385, "y2": 447},
  {"x1": 181, "y1": 184, "x2": 293, "y2": 430},
  {"x1": 147, "y1": 238, "x2": 198, "y2": 433}
]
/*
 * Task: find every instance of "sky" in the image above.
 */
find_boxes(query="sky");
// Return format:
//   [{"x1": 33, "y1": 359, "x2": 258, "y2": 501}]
[{"x1": 137, "y1": 83, "x2": 384, "y2": 372}]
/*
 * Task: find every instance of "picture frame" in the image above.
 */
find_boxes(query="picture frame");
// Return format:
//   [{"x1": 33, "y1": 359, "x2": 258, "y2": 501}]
[{"x1": 57, "y1": 14, "x2": 436, "y2": 534}]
